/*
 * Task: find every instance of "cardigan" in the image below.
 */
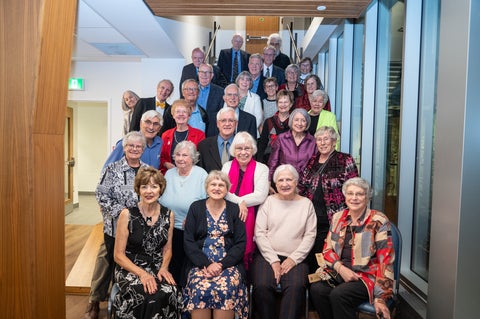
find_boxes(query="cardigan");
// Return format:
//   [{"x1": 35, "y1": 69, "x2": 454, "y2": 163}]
[{"x1": 183, "y1": 199, "x2": 246, "y2": 285}]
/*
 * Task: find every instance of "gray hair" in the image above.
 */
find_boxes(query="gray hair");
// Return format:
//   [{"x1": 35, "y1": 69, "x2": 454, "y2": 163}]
[
  {"x1": 235, "y1": 71, "x2": 253, "y2": 89},
  {"x1": 181, "y1": 79, "x2": 200, "y2": 92},
  {"x1": 314, "y1": 126, "x2": 339, "y2": 141},
  {"x1": 224, "y1": 83, "x2": 240, "y2": 95},
  {"x1": 121, "y1": 90, "x2": 139, "y2": 111},
  {"x1": 216, "y1": 107, "x2": 238, "y2": 121},
  {"x1": 122, "y1": 131, "x2": 146, "y2": 149},
  {"x1": 273, "y1": 164, "x2": 299, "y2": 183},
  {"x1": 285, "y1": 64, "x2": 300, "y2": 77},
  {"x1": 141, "y1": 110, "x2": 163, "y2": 126},
  {"x1": 249, "y1": 53, "x2": 264, "y2": 64},
  {"x1": 310, "y1": 89, "x2": 329, "y2": 103},
  {"x1": 229, "y1": 131, "x2": 258, "y2": 156},
  {"x1": 267, "y1": 33, "x2": 282, "y2": 46},
  {"x1": 342, "y1": 177, "x2": 373, "y2": 200},
  {"x1": 205, "y1": 170, "x2": 231, "y2": 193},
  {"x1": 288, "y1": 108, "x2": 311, "y2": 131},
  {"x1": 173, "y1": 140, "x2": 199, "y2": 164}
]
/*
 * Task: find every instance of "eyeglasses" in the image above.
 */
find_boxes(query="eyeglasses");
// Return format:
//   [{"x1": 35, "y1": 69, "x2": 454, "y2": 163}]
[
  {"x1": 143, "y1": 120, "x2": 161, "y2": 128},
  {"x1": 226, "y1": 93, "x2": 239, "y2": 98},
  {"x1": 263, "y1": 53, "x2": 275, "y2": 56},
  {"x1": 183, "y1": 87, "x2": 198, "y2": 92},
  {"x1": 316, "y1": 137, "x2": 332, "y2": 144},
  {"x1": 198, "y1": 70, "x2": 212, "y2": 75},
  {"x1": 126, "y1": 144, "x2": 143, "y2": 150},
  {"x1": 235, "y1": 146, "x2": 252, "y2": 152},
  {"x1": 345, "y1": 192, "x2": 366, "y2": 198},
  {"x1": 265, "y1": 84, "x2": 277, "y2": 89},
  {"x1": 219, "y1": 118, "x2": 236, "y2": 124}
]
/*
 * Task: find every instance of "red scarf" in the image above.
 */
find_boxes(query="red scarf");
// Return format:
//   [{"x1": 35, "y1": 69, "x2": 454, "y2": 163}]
[{"x1": 228, "y1": 158, "x2": 257, "y2": 270}]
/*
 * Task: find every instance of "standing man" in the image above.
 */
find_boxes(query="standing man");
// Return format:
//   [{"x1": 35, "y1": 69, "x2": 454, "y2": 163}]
[
  {"x1": 104, "y1": 110, "x2": 163, "y2": 169},
  {"x1": 197, "y1": 107, "x2": 238, "y2": 172},
  {"x1": 263, "y1": 45, "x2": 285, "y2": 85},
  {"x1": 197, "y1": 63, "x2": 225, "y2": 136},
  {"x1": 209, "y1": 84, "x2": 257, "y2": 139},
  {"x1": 129, "y1": 79, "x2": 174, "y2": 132},
  {"x1": 267, "y1": 33, "x2": 292, "y2": 70},
  {"x1": 217, "y1": 34, "x2": 250, "y2": 84},
  {"x1": 179, "y1": 47, "x2": 227, "y2": 97},
  {"x1": 248, "y1": 54, "x2": 267, "y2": 100}
]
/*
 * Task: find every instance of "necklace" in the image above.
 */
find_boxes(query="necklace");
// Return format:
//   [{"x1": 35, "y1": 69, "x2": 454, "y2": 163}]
[
  {"x1": 139, "y1": 204, "x2": 158, "y2": 226},
  {"x1": 174, "y1": 130, "x2": 189, "y2": 144}
]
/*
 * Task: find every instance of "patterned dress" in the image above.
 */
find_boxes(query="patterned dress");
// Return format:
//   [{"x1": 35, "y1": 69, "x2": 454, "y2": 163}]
[
  {"x1": 114, "y1": 206, "x2": 182, "y2": 319},
  {"x1": 183, "y1": 209, "x2": 248, "y2": 318}
]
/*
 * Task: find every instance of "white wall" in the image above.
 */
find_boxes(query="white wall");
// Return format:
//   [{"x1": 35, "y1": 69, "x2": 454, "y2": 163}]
[{"x1": 68, "y1": 58, "x2": 185, "y2": 197}]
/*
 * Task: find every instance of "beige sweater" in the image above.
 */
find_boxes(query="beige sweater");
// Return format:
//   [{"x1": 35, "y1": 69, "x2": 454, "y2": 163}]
[{"x1": 255, "y1": 195, "x2": 317, "y2": 265}]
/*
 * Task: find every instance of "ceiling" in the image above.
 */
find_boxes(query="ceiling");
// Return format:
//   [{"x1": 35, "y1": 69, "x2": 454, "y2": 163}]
[
  {"x1": 72, "y1": 0, "x2": 371, "y2": 62},
  {"x1": 144, "y1": 0, "x2": 372, "y2": 18}
]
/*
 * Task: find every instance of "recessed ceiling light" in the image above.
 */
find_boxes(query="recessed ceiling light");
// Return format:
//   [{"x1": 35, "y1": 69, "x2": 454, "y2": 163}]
[{"x1": 317, "y1": 5, "x2": 327, "y2": 11}]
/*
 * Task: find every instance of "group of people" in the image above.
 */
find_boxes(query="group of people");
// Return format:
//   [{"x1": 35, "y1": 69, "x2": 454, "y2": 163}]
[{"x1": 82, "y1": 33, "x2": 396, "y2": 319}]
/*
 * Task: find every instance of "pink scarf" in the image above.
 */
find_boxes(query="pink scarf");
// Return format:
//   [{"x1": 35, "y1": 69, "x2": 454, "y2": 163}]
[{"x1": 229, "y1": 158, "x2": 257, "y2": 270}]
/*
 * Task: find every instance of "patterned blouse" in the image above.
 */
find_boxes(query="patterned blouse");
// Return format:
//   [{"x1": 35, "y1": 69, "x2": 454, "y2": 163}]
[
  {"x1": 298, "y1": 151, "x2": 358, "y2": 221},
  {"x1": 95, "y1": 157, "x2": 148, "y2": 236},
  {"x1": 323, "y1": 208, "x2": 395, "y2": 303}
]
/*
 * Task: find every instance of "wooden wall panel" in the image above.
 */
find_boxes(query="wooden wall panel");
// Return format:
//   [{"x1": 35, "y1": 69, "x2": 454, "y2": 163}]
[{"x1": 0, "y1": 0, "x2": 77, "y2": 317}]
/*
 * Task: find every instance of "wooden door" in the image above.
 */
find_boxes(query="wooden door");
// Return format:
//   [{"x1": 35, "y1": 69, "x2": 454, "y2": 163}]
[{"x1": 246, "y1": 16, "x2": 279, "y2": 55}]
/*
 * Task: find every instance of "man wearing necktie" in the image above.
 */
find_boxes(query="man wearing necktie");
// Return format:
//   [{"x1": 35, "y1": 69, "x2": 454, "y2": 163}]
[
  {"x1": 217, "y1": 34, "x2": 251, "y2": 84},
  {"x1": 197, "y1": 107, "x2": 238, "y2": 172},
  {"x1": 262, "y1": 45, "x2": 285, "y2": 85}
]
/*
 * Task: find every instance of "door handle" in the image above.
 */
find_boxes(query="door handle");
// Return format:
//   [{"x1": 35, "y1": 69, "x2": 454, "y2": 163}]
[{"x1": 66, "y1": 157, "x2": 75, "y2": 167}]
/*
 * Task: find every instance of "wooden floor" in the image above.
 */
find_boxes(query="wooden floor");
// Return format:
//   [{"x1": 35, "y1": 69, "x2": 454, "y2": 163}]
[{"x1": 65, "y1": 224, "x2": 109, "y2": 319}]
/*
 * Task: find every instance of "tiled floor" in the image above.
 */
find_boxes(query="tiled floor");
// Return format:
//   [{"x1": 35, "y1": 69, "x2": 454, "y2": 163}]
[{"x1": 66, "y1": 194, "x2": 102, "y2": 225}]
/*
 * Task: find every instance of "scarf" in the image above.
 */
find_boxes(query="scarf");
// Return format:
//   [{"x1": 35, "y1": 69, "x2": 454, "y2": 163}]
[{"x1": 228, "y1": 158, "x2": 257, "y2": 270}]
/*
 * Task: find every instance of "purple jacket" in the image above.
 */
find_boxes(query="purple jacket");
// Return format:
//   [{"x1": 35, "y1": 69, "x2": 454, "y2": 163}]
[{"x1": 268, "y1": 130, "x2": 318, "y2": 180}]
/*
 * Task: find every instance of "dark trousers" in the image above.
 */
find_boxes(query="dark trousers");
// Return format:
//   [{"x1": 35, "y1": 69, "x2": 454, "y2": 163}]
[
  {"x1": 251, "y1": 253, "x2": 308, "y2": 319},
  {"x1": 89, "y1": 233, "x2": 115, "y2": 302},
  {"x1": 170, "y1": 228, "x2": 185, "y2": 286},
  {"x1": 310, "y1": 279, "x2": 369, "y2": 319}
]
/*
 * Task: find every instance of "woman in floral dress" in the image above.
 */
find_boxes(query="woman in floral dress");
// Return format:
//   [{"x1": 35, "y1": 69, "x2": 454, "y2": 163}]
[
  {"x1": 183, "y1": 170, "x2": 248, "y2": 319},
  {"x1": 113, "y1": 167, "x2": 182, "y2": 318}
]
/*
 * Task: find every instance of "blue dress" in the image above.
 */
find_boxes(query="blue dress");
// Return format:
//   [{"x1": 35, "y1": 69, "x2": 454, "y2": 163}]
[
  {"x1": 183, "y1": 209, "x2": 248, "y2": 318},
  {"x1": 114, "y1": 206, "x2": 182, "y2": 318}
]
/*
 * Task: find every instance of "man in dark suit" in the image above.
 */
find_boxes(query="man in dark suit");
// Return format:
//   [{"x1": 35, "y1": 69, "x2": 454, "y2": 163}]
[
  {"x1": 129, "y1": 79, "x2": 174, "y2": 132},
  {"x1": 179, "y1": 48, "x2": 227, "y2": 98},
  {"x1": 268, "y1": 33, "x2": 292, "y2": 70},
  {"x1": 217, "y1": 34, "x2": 250, "y2": 84},
  {"x1": 209, "y1": 84, "x2": 257, "y2": 139},
  {"x1": 197, "y1": 107, "x2": 237, "y2": 172},
  {"x1": 196, "y1": 63, "x2": 225, "y2": 137},
  {"x1": 263, "y1": 45, "x2": 285, "y2": 85},
  {"x1": 248, "y1": 53, "x2": 267, "y2": 100}
]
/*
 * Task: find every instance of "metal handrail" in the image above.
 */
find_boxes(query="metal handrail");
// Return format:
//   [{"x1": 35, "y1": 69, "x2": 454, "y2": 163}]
[
  {"x1": 205, "y1": 24, "x2": 221, "y2": 64},
  {"x1": 286, "y1": 23, "x2": 301, "y2": 63}
]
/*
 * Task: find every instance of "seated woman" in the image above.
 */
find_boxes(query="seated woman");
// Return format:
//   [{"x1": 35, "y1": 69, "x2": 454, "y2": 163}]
[
  {"x1": 252, "y1": 164, "x2": 317, "y2": 319},
  {"x1": 183, "y1": 170, "x2": 248, "y2": 319},
  {"x1": 310, "y1": 177, "x2": 395, "y2": 319},
  {"x1": 113, "y1": 167, "x2": 182, "y2": 319}
]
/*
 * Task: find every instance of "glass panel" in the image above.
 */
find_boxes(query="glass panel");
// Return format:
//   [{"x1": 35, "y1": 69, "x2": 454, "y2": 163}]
[
  {"x1": 372, "y1": 0, "x2": 404, "y2": 223},
  {"x1": 336, "y1": 33, "x2": 344, "y2": 119},
  {"x1": 350, "y1": 17, "x2": 365, "y2": 173},
  {"x1": 64, "y1": 117, "x2": 69, "y2": 200},
  {"x1": 411, "y1": 0, "x2": 439, "y2": 281}
]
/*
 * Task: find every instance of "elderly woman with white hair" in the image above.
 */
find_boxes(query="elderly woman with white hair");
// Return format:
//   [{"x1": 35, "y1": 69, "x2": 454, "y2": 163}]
[
  {"x1": 252, "y1": 164, "x2": 317, "y2": 319},
  {"x1": 278, "y1": 64, "x2": 305, "y2": 105},
  {"x1": 235, "y1": 71, "x2": 263, "y2": 136},
  {"x1": 221, "y1": 131, "x2": 269, "y2": 272},
  {"x1": 159, "y1": 140, "x2": 208, "y2": 285},
  {"x1": 267, "y1": 108, "x2": 317, "y2": 190},
  {"x1": 309, "y1": 177, "x2": 394, "y2": 319}
]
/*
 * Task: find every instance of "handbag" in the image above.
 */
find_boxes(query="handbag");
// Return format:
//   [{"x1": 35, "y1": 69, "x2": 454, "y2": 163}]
[{"x1": 308, "y1": 253, "x2": 345, "y2": 287}]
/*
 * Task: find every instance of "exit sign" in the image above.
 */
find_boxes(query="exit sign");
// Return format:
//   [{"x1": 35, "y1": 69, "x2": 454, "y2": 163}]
[{"x1": 68, "y1": 78, "x2": 85, "y2": 91}]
